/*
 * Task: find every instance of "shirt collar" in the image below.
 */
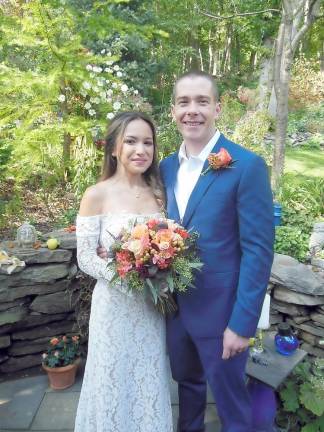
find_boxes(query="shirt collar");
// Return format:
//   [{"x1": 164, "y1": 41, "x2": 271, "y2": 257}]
[{"x1": 178, "y1": 130, "x2": 221, "y2": 163}]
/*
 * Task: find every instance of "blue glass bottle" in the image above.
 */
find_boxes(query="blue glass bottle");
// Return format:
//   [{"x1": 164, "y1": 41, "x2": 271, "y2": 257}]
[{"x1": 275, "y1": 323, "x2": 299, "y2": 356}]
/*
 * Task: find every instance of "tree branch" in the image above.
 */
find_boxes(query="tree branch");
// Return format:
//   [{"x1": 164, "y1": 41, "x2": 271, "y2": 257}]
[
  {"x1": 197, "y1": 8, "x2": 281, "y2": 20},
  {"x1": 291, "y1": 0, "x2": 321, "y2": 52}
]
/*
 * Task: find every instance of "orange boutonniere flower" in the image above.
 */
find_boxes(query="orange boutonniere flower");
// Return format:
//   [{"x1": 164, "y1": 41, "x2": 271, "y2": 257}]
[{"x1": 201, "y1": 148, "x2": 236, "y2": 176}]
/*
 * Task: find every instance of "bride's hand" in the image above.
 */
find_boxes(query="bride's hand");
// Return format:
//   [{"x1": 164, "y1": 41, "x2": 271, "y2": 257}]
[{"x1": 97, "y1": 246, "x2": 108, "y2": 260}]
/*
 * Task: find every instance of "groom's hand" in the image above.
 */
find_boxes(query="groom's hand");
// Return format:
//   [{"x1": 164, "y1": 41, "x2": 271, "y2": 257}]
[
  {"x1": 97, "y1": 247, "x2": 108, "y2": 260},
  {"x1": 222, "y1": 327, "x2": 249, "y2": 360}
]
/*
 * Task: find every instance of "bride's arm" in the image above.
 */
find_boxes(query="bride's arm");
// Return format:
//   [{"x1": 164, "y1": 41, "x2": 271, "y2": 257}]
[
  {"x1": 76, "y1": 184, "x2": 114, "y2": 282},
  {"x1": 76, "y1": 214, "x2": 115, "y2": 282}
]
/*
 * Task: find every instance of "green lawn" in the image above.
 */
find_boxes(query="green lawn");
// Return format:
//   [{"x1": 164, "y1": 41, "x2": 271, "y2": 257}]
[{"x1": 285, "y1": 148, "x2": 324, "y2": 178}]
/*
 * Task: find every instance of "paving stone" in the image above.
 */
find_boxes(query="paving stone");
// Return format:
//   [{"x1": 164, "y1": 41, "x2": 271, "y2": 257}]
[
  {"x1": 0, "y1": 375, "x2": 48, "y2": 429},
  {"x1": 171, "y1": 404, "x2": 220, "y2": 432},
  {"x1": 30, "y1": 392, "x2": 80, "y2": 430}
]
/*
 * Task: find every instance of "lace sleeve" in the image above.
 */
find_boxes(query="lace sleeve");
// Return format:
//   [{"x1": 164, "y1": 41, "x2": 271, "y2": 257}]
[{"x1": 76, "y1": 215, "x2": 116, "y2": 282}]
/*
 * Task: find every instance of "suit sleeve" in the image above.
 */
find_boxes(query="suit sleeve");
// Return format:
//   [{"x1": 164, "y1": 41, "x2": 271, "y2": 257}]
[{"x1": 228, "y1": 155, "x2": 275, "y2": 337}]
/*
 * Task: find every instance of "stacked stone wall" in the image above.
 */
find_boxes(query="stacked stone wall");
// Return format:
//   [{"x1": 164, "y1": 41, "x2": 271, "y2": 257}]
[{"x1": 0, "y1": 223, "x2": 324, "y2": 374}]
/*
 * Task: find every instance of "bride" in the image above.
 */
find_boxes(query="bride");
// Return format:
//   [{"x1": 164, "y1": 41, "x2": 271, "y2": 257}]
[{"x1": 74, "y1": 112, "x2": 172, "y2": 432}]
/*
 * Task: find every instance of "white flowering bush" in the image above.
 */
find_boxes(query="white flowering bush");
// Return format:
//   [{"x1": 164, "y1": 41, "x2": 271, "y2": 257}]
[{"x1": 0, "y1": 3, "x2": 151, "y2": 196}]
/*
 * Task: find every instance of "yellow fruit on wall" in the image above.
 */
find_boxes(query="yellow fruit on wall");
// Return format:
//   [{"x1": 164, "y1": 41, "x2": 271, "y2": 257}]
[{"x1": 47, "y1": 238, "x2": 59, "y2": 250}]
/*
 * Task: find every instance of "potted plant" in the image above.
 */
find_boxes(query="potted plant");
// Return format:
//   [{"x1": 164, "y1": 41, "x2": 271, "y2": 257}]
[{"x1": 42, "y1": 334, "x2": 80, "y2": 390}]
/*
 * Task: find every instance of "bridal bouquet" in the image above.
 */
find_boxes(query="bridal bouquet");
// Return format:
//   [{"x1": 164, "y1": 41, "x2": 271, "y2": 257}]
[{"x1": 107, "y1": 218, "x2": 203, "y2": 313}]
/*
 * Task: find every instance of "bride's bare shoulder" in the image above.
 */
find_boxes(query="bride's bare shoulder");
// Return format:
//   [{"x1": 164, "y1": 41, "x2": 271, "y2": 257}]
[{"x1": 79, "y1": 181, "x2": 110, "y2": 216}]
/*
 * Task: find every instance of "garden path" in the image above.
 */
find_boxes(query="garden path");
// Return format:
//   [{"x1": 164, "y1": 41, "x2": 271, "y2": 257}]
[{"x1": 0, "y1": 362, "x2": 220, "y2": 432}]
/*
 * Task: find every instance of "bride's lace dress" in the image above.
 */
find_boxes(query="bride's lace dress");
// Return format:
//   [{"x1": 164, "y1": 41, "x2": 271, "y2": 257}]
[{"x1": 74, "y1": 213, "x2": 173, "y2": 432}]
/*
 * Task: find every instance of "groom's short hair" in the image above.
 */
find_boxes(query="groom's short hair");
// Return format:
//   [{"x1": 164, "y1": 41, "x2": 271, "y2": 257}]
[{"x1": 172, "y1": 71, "x2": 219, "y2": 103}]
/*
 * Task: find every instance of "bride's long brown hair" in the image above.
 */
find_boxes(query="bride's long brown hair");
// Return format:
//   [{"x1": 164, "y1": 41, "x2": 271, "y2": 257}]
[{"x1": 101, "y1": 112, "x2": 165, "y2": 205}]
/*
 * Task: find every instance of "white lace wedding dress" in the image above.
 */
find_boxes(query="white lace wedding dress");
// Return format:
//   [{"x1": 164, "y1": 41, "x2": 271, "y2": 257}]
[{"x1": 74, "y1": 213, "x2": 173, "y2": 432}]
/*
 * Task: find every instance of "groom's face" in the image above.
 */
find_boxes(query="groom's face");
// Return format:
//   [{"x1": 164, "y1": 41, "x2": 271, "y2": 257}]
[{"x1": 172, "y1": 76, "x2": 220, "y2": 146}]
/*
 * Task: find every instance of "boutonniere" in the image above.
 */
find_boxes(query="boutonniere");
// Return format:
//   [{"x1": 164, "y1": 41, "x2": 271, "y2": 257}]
[{"x1": 201, "y1": 148, "x2": 236, "y2": 176}]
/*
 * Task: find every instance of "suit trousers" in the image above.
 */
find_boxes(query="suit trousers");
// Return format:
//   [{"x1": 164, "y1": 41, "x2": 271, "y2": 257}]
[{"x1": 167, "y1": 313, "x2": 252, "y2": 432}]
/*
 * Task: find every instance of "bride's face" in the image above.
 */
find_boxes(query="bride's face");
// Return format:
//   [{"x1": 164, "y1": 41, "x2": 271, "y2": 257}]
[{"x1": 114, "y1": 119, "x2": 155, "y2": 175}]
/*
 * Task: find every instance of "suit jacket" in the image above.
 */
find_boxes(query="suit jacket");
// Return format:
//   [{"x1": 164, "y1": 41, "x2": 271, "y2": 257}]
[{"x1": 160, "y1": 134, "x2": 275, "y2": 338}]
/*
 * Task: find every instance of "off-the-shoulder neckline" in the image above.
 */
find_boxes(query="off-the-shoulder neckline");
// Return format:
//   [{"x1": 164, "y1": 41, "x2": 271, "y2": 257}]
[{"x1": 77, "y1": 211, "x2": 162, "y2": 218}]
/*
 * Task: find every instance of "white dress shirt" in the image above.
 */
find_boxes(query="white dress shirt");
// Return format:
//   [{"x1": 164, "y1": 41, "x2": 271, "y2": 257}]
[{"x1": 174, "y1": 130, "x2": 220, "y2": 219}]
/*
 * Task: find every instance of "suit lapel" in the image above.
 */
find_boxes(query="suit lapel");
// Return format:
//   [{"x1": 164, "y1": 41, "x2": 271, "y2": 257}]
[{"x1": 182, "y1": 134, "x2": 226, "y2": 227}]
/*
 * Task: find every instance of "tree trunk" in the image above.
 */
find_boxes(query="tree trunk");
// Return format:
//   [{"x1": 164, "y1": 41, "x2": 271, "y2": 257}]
[
  {"x1": 257, "y1": 38, "x2": 275, "y2": 110},
  {"x1": 271, "y1": 0, "x2": 321, "y2": 191}
]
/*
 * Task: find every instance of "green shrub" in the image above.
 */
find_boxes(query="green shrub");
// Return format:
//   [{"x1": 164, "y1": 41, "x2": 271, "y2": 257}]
[
  {"x1": 277, "y1": 174, "x2": 324, "y2": 229},
  {"x1": 290, "y1": 57, "x2": 324, "y2": 106},
  {"x1": 232, "y1": 109, "x2": 273, "y2": 164},
  {"x1": 157, "y1": 111, "x2": 182, "y2": 159},
  {"x1": 218, "y1": 92, "x2": 246, "y2": 133},
  {"x1": 301, "y1": 133, "x2": 323, "y2": 150},
  {"x1": 71, "y1": 136, "x2": 102, "y2": 200},
  {"x1": 274, "y1": 226, "x2": 309, "y2": 262},
  {"x1": 0, "y1": 139, "x2": 13, "y2": 177},
  {"x1": 276, "y1": 359, "x2": 324, "y2": 432},
  {"x1": 287, "y1": 103, "x2": 324, "y2": 135},
  {"x1": 56, "y1": 207, "x2": 78, "y2": 228}
]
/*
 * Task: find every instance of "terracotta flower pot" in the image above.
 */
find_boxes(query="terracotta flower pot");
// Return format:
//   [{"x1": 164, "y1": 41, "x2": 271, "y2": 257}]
[{"x1": 42, "y1": 360, "x2": 79, "y2": 390}]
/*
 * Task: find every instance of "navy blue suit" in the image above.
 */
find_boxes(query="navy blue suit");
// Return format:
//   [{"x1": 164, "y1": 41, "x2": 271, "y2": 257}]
[{"x1": 160, "y1": 134, "x2": 274, "y2": 432}]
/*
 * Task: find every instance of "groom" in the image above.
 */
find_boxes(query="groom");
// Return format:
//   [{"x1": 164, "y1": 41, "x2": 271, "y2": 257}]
[{"x1": 160, "y1": 71, "x2": 274, "y2": 432}]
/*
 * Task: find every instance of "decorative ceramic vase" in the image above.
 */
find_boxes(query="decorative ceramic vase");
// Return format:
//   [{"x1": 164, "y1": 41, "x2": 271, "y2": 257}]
[
  {"x1": 42, "y1": 361, "x2": 79, "y2": 390},
  {"x1": 16, "y1": 221, "x2": 37, "y2": 248}
]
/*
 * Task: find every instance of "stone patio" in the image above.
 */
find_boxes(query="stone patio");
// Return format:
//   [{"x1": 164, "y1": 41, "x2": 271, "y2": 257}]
[{"x1": 0, "y1": 365, "x2": 220, "y2": 432}]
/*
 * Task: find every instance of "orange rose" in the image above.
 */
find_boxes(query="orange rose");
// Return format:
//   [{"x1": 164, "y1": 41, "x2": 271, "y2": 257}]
[
  {"x1": 154, "y1": 229, "x2": 173, "y2": 244},
  {"x1": 208, "y1": 148, "x2": 232, "y2": 169},
  {"x1": 131, "y1": 224, "x2": 149, "y2": 239}
]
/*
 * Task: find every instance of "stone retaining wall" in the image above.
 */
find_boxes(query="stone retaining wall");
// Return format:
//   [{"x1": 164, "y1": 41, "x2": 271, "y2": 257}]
[
  {"x1": 0, "y1": 230, "x2": 80, "y2": 374},
  {"x1": 0, "y1": 223, "x2": 324, "y2": 374},
  {"x1": 269, "y1": 253, "x2": 324, "y2": 358}
]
